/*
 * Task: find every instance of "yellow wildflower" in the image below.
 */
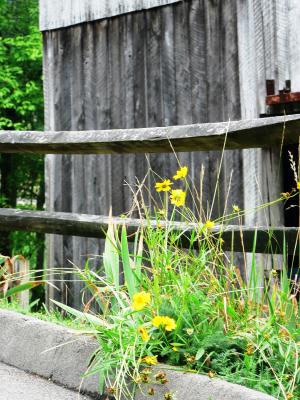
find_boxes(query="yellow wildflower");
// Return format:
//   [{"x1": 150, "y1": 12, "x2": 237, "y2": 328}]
[
  {"x1": 163, "y1": 316, "x2": 177, "y2": 331},
  {"x1": 142, "y1": 355, "x2": 158, "y2": 365},
  {"x1": 155, "y1": 179, "x2": 173, "y2": 192},
  {"x1": 232, "y1": 204, "x2": 240, "y2": 213},
  {"x1": 132, "y1": 291, "x2": 151, "y2": 311},
  {"x1": 152, "y1": 316, "x2": 177, "y2": 331},
  {"x1": 246, "y1": 344, "x2": 254, "y2": 355},
  {"x1": 205, "y1": 220, "x2": 215, "y2": 230},
  {"x1": 170, "y1": 189, "x2": 186, "y2": 207},
  {"x1": 152, "y1": 315, "x2": 165, "y2": 328},
  {"x1": 172, "y1": 346, "x2": 178, "y2": 352},
  {"x1": 173, "y1": 166, "x2": 188, "y2": 180},
  {"x1": 138, "y1": 326, "x2": 150, "y2": 341},
  {"x1": 297, "y1": 182, "x2": 300, "y2": 190}
]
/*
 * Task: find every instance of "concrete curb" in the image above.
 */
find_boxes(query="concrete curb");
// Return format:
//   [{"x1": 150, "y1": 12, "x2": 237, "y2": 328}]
[
  {"x1": 0, "y1": 309, "x2": 100, "y2": 396},
  {"x1": 0, "y1": 309, "x2": 276, "y2": 400},
  {"x1": 135, "y1": 367, "x2": 276, "y2": 400}
]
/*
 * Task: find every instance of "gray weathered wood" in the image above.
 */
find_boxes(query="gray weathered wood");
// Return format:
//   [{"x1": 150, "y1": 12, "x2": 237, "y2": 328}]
[
  {"x1": 0, "y1": 114, "x2": 298, "y2": 154},
  {"x1": 0, "y1": 208, "x2": 298, "y2": 254},
  {"x1": 237, "y1": 0, "x2": 292, "y2": 274},
  {"x1": 39, "y1": 0, "x2": 181, "y2": 31},
  {"x1": 42, "y1": 0, "x2": 299, "y2": 307}
]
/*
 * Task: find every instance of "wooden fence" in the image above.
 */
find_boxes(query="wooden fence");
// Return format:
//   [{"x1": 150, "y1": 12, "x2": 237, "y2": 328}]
[{"x1": 0, "y1": 113, "x2": 299, "y2": 258}]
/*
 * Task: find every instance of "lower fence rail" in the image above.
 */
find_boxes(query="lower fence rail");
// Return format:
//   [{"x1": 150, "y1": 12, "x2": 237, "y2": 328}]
[{"x1": 0, "y1": 208, "x2": 298, "y2": 254}]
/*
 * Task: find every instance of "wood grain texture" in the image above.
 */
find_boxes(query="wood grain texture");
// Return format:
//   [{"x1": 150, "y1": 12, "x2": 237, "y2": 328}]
[
  {"x1": 237, "y1": 0, "x2": 295, "y2": 272},
  {"x1": 40, "y1": 0, "x2": 246, "y2": 307},
  {"x1": 0, "y1": 208, "x2": 297, "y2": 254},
  {"x1": 39, "y1": 0, "x2": 181, "y2": 31},
  {"x1": 0, "y1": 114, "x2": 298, "y2": 154},
  {"x1": 42, "y1": 0, "x2": 296, "y2": 306}
]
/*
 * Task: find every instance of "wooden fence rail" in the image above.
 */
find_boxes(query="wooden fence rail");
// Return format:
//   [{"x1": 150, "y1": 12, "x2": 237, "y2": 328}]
[
  {"x1": 0, "y1": 114, "x2": 299, "y2": 256},
  {"x1": 0, "y1": 114, "x2": 299, "y2": 154},
  {"x1": 0, "y1": 208, "x2": 298, "y2": 254}
]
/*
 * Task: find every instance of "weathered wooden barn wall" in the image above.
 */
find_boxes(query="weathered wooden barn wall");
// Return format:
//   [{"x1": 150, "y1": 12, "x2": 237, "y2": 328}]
[
  {"x1": 41, "y1": 0, "x2": 296, "y2": 307},
  {"x1": 40, "y1": 0, "x2": 181, "y2": 30},
  {"x1": 237, "y1": 0, "x2": 298, "y2": 272}
]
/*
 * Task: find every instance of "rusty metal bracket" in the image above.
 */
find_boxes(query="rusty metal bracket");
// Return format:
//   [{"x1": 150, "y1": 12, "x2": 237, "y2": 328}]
[{"x1": 263, "y1": 80, "x2": 300, "y2": 115}]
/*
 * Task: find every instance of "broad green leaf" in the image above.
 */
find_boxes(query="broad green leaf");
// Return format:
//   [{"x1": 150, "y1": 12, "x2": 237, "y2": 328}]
[
  {"x1": 121, "y1": 225, "x2": 136, "y2": 299},
  {"x1": 103, "y1": 217, "x2": 119, "y2": 289},
  {"x1": 4, "y1": 281, "x2": 44, "y2": 297},
  {"x1": 51, "y1": 299, "x2": 113, "y2": 329}
]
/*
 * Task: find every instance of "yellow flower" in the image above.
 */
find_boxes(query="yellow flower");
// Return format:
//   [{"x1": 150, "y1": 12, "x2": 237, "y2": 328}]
[
  {"x1": 142, "y1": 355, "x2": 158, "y2": 365},
  {"x1": 173, "y1": 166, "x2": 188, "y2": 180},
  {"x1": 208, "y1": 371, "x2": 216, "y2": 378},
  {"x1": 152, "y1": 316, "x2": 165, "y2": 328},
  {"x1": 155, "y1": 179, "x2": 173, "y2": 192},
  {"x1": 232, "y1": 204, "x2": 240, "y2": 213},
  {"x1": 297, "y1": 182, "x2": 300, "y2": 190},
  {"x1": 152, "y1": 316, "x2": 177, "y2": 331},
  {"x1": 172, "y1": 346, "x2": 178, "y2": 352},
  {"x1": 170, "y1": 189, "x2": 186, "y2": 207},
  {"x1": 132, "y1": 291, "x2": 151, "y2": 311},
  {"x1": 138, "y1": 326, "x2": 150, "y2": 342},
  {"x1": 204, "y1": 220, "x2": 215, "y2": 230},
  {"x1": 163, "y1": 316, "x2": 176, "y2": 331},
  {"x1": 246, "y1": 344, "x2": 254, "y2": 355}
]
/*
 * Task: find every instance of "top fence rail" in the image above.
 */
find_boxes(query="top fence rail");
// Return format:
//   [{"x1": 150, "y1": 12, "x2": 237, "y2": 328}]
[{"x1": 0, "y1": 114, "x2": 298, "y2": 154}]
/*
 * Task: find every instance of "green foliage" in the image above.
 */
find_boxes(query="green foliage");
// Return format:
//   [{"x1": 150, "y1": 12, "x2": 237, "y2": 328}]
[
  {"x1": 52, "y1": 168, "x2": 300, "y2": 400},
  {"x1": 0, "y1": 0, "x2": 42, "y2": 131},
  {"x1": 0, "y1": 1, "x2": 44, "y2": 280}
]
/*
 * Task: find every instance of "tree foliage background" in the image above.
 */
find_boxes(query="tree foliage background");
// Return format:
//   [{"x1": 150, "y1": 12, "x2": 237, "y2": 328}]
[{"x1": 0, "y1": 0, "x2": 44, "y2": 301}]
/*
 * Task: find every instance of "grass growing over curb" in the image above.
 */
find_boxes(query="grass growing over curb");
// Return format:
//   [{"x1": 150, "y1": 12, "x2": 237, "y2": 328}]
[
  {"x1": 0, "y1": 298, "x2": 89, "y2": 331},
  {"x1": 51, "y1": 163, "x2": 300, "y2": 400}
]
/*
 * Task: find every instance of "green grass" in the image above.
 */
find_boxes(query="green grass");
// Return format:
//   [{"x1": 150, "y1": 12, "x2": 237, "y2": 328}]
[
  {"x1": 3, "y1": 164, "x2": 300, "y2": 400},
  {"x1": 0, "y1": 298, "x2": 89, "y2": 331},
  {"x1": 52, "y1": 168, "x2": 300, "y2": 400}
]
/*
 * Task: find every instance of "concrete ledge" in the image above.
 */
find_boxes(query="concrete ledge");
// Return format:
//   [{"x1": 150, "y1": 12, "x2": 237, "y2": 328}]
[
  {"x1": 0, "y1": 309, "x2": 276, "y2": 400},
  {"x1": 0, "y1": 309, "x2": 100, "y2": 396},
  {"x1": 135, "y1": 367, "x2": 276, "y2": 400}
]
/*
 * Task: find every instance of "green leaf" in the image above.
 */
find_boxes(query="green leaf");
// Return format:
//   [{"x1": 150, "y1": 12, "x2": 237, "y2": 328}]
[
  {"x1": 103, "y1": 218, "x2": 119, "y2": 289},
  {"x1": 51, "y1": 299, "x2": 113, "y2": 329},
  {"x1": 5, "y1": 281, "x2": 44, "y2": 297},
  {"x1": 121, "y1": 225, "x2": 137, "y2": 299},
  {"x1": 195, "y1": 348, "x2": 205, "y2": 361}
]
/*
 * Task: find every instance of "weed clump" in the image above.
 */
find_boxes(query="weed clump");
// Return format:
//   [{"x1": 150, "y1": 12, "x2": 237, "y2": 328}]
[{"x1": 54, "y1": 165, "x2": 300, "y2": 400}]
